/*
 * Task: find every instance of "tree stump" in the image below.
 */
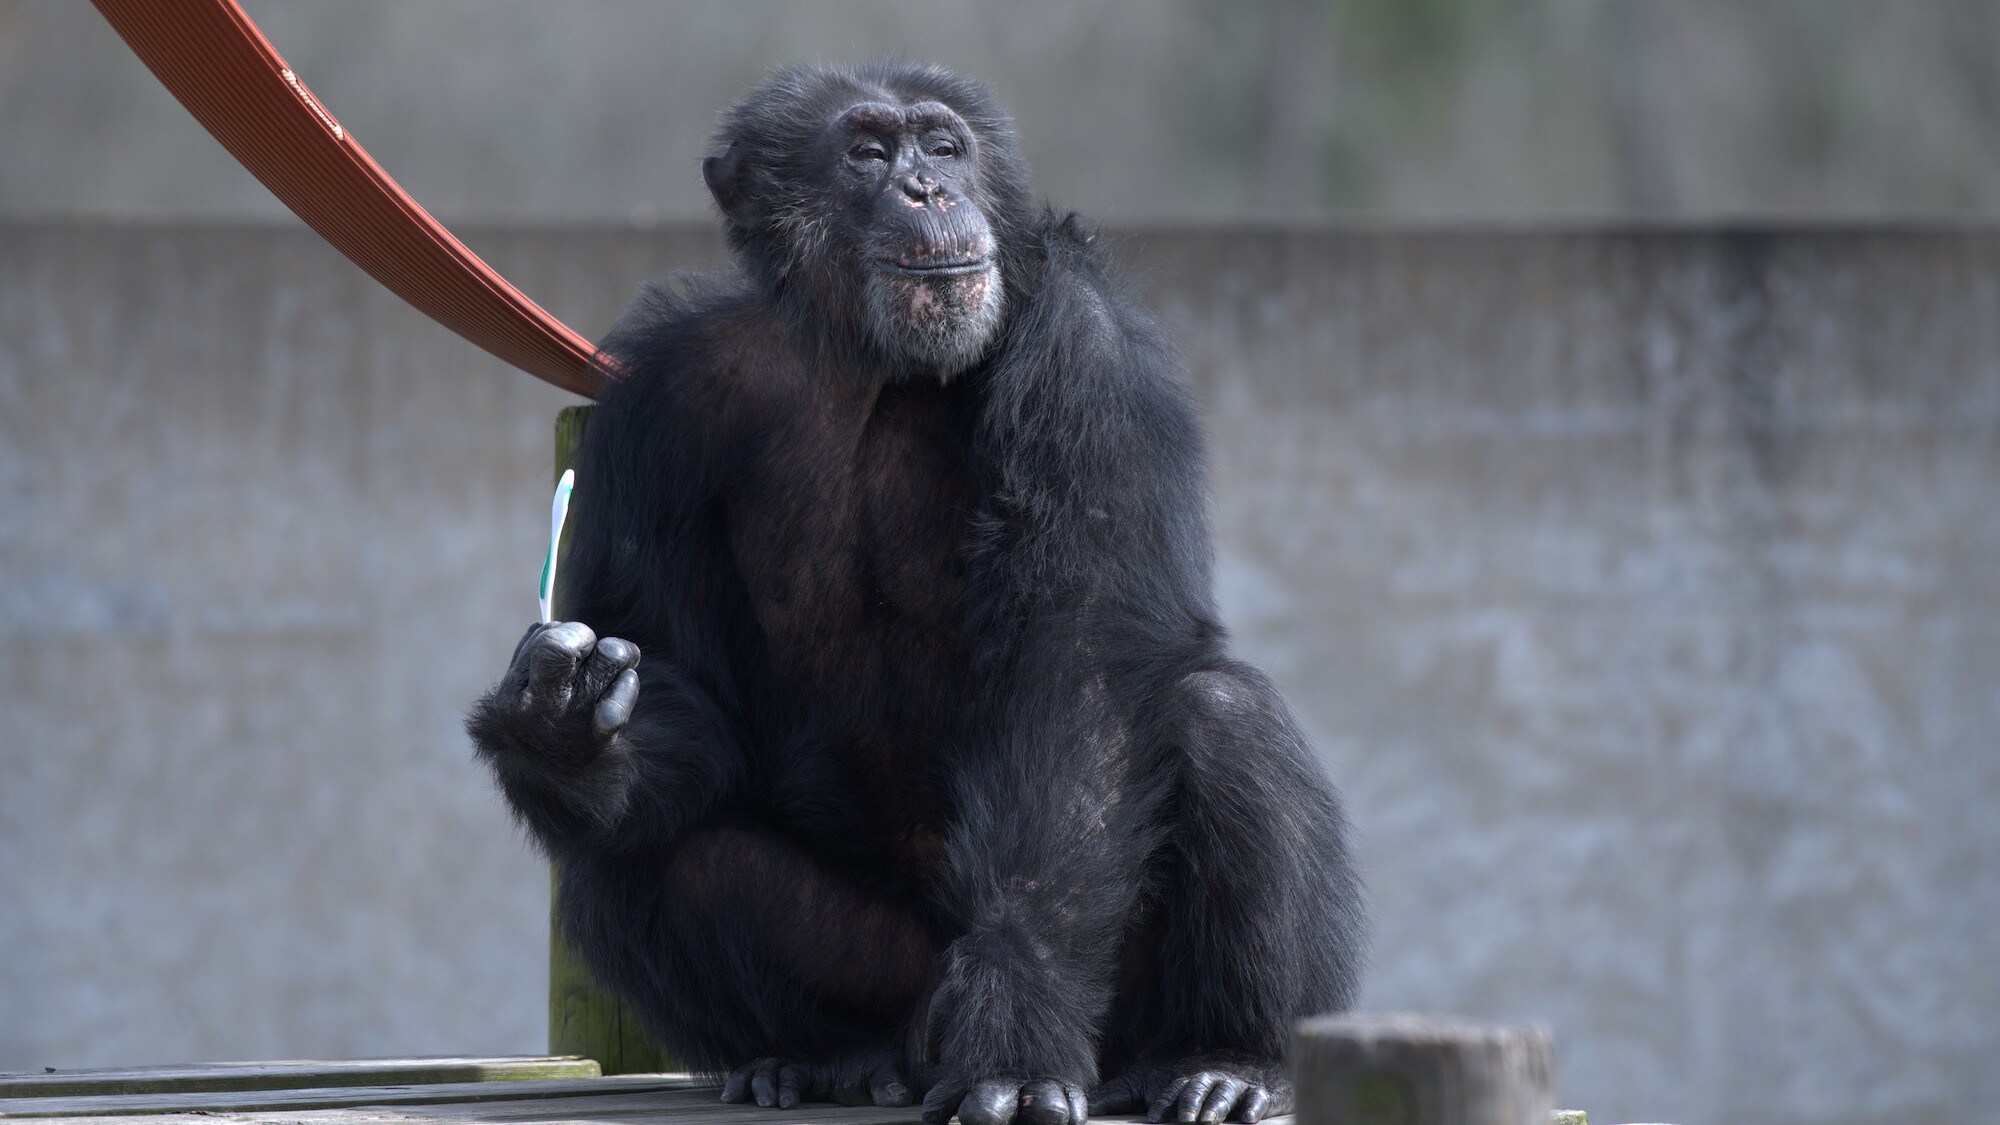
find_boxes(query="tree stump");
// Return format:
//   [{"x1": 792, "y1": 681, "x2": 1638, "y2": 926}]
[{"x1": 1293, "y1": 1013, "x2": 1555, "y2": 1125}]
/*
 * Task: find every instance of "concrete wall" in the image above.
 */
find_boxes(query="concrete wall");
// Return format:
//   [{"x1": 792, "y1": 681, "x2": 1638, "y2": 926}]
[
  {"x1": 9, "y1": 1, "x2": 2000, "y2": 225},
  {"x1": 1, "y1": 222, "x2": 1994, "y2": 1125}
]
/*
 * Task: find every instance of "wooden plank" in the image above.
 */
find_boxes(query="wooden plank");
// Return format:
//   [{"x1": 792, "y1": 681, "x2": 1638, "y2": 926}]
[
  {"x1": 0, "y1": 1073, "x2": 689, "y2": 1119},
  {"x1": 393, "y1": 1085, "x2": 927, "y2": 1124},
  {"x1": 0, "y1": 1059, "x2": 602, "y2": 1099},
  {"x1": 387, "y1": 1086, "x2": 1287, "y2": 1125},
  {"x1": 423, "y1": 1098, "x2": 1235, "y2": 1125},
  {"x1": 0, "y1": 1078, "x2": 1288, "y2": 1125},
  {"x1": 0, "y1": 1064, "x2": 1296, "y2": 1120}
]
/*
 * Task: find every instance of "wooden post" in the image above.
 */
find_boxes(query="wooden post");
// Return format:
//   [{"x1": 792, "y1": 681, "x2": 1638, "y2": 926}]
[
  {"x1": 545, "y1": 405, "x2": 676, "y2": 1075},
  {"x1": 1293, "y1": 1013, "x2": 1555, "y2": 1125}
]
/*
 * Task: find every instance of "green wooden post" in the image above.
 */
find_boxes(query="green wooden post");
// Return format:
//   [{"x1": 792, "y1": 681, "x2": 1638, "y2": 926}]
[{"x1": 546, "y1": 405, "x2": 676, "y2": 1075}]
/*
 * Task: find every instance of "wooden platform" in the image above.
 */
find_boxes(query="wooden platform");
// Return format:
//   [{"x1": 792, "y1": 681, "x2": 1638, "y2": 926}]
[{"x1": 0, "y1": 1059, "x2": 1263, "y2": 1125}]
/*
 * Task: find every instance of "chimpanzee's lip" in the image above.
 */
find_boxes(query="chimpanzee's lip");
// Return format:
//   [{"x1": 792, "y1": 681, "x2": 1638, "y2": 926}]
[{"x1": 880, "y1": 257, "x2": 992, "y2": 277}]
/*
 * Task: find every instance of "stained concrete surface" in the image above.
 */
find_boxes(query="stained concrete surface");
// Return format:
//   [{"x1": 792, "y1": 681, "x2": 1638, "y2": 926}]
[
  {"x1": 9, "y1": 1, "x2": 2000, "y2": 225},
  {"x1": 1, "y1": 222, "x2": 1995, "y2": 1125}
]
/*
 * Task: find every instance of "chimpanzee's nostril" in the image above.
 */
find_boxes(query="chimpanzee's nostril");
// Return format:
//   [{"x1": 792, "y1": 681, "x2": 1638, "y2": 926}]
[{"x1": 897, "y1": 174, "x2": 930, "y2": 202}]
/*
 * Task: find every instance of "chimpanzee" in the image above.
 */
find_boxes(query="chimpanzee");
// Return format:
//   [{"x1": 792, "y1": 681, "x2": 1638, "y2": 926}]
[{"x1": 466, "y1": 62, "x2": 1363, "y2": 1125}]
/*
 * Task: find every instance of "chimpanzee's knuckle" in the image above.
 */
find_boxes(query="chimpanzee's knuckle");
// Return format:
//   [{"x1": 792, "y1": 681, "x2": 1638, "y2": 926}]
[{"x1": 543, "y1": 620, "x2": 597, "y2": 656}]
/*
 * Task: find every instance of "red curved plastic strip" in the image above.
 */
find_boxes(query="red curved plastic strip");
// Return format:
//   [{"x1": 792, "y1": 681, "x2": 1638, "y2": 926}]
[{"x1": 90, "y1": 0, "x2": 615, "y2": 398}]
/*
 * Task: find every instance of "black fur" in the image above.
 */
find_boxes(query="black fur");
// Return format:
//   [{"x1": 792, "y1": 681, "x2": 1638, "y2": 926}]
[{"x1": 467, "y1": 62, "x2": 1364, "y2": 1125}]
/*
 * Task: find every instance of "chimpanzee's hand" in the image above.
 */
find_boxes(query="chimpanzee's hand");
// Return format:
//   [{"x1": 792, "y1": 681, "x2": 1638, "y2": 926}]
[
  {"x1": 498, "y1": 621, "x2": 641, "y2": 742},
  {"x1": 467, "y1": 621, "x2": 646, "y2": 845}
]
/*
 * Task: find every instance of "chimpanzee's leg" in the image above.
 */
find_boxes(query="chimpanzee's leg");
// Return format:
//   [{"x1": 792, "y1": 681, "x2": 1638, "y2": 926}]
[
  {"x1": 1094, "y1": 663, "x2": 1366, "y2": 1124},
  {"x1": 558, "y1": 823, "x2": 943, "y2": 1108}
]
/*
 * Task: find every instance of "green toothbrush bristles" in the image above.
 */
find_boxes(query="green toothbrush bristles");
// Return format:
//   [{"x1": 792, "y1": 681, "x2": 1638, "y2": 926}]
[{"x1": 540, "y1": 469, "x2": 576, "y2": 623}]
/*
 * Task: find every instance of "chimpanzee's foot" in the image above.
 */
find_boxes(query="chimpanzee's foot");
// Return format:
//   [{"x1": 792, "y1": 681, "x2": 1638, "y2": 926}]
[
  {"x1": 1088, "y1": 1057, "x2": 1291, "y2": 1124},
  {"x1": 921, "y1": 1074, "x2": 1091, "y2": 1125},
  {"x1": 719, "y1": 1043, "x2": 913, "y2": 1109}
]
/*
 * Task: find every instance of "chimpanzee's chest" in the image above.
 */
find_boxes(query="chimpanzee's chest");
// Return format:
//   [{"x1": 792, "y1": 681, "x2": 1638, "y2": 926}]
[{"x1": 724, "y1": 376, "x2": 981, "y2": 781}]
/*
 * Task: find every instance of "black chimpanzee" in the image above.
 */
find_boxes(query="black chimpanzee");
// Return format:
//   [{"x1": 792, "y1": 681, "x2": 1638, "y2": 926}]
[{"x1": 466, "y1": 62, "x2": 1363, "y2": 1125}]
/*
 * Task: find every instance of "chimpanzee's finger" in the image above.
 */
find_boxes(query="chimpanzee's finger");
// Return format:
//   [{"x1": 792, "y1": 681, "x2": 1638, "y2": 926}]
[
  {"x1": 720, "y1": 1063, "x2": 752, "y2": 1103},
  {"x1": 751, "y1": 1060, "x2": 779, "y2": 1108},
  {"x1": 868, "y1": 1064, "x2": 913, "y2": 1107},
  {"x1": 578, "y1": 635, "x2": 640, "y2": 696},
  {"x1": 1087, "y1": 1072, "x2": 1139, "y2": 1115},
  {"x1": 1197, "y1": 1078, "x2": 1246, "y2": 1124},
  {"x1": 777, "y1": 1065, "x2": 801, "y2": 1109},
  {"x1": 1174, "y1": 1075, "x2": 1218, "y2": 1125},
  {"x1": 1230, "y1": 1087, "x2": 1271, "y2": 1123},
  {"x1": 498, "y1": 622, "x2": 552, "y2": 696},
  {"x1": 527, "y1": 621, "x2": 596, "y2": 702},
  {"x1": 1147, "y1": 1077, "x2": 1191, "y2": 1123},
  {"x1": 509, "y1": 621, "x2": 550, "y2": 666},
  {"x1": 593, "y1": 669, "x2": 640, "y2": 739}
]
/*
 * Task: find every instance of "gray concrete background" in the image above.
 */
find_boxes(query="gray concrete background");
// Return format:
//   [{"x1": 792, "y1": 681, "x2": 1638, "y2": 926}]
[
  {"x1": 4, "y1": 1, "x2": 2000, "y2": 225},
  {"x1": 1, "y1": 222, "x2": 1994, "y2": 1125}
]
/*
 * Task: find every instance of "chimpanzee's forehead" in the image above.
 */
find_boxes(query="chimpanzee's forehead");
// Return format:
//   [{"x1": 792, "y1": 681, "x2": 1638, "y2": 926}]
[{"x1": 829, "y1": 100, "x2": 968, "y2": 136}]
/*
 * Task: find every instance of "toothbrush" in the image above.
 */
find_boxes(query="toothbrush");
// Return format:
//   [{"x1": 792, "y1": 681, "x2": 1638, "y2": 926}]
[{"x1": 539, "y1": 469, "x2": 575, "y2": 624}]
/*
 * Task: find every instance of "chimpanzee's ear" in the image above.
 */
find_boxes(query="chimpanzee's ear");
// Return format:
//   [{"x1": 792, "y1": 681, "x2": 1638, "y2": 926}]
[{"x1": 702, "y1": 142, "x2": 753, "y2": 223}]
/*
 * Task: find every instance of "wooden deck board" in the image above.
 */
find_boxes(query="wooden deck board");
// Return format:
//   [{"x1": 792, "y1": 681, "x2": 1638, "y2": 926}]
[
  {"x1": 0, "y1": 1059, "x2": 602, "y2": 1099},
  {"x1": 0, "y1": 1075, "x2": 688, "y2": 1118},
  {"x1": 0, "y1": 1067, "x2": 1291, "y2": 1125}
]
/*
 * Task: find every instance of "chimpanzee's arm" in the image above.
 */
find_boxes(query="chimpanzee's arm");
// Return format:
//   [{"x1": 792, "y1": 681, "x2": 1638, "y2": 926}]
[
  {"x1": 466, "y1": 290, "x2": 759, "y2": 863},
  {"x1": 923, "y1": 218, "x2": 1221, "y2": 1124}
]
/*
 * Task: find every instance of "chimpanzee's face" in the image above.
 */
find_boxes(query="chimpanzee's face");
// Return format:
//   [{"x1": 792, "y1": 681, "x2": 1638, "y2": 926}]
[
  {"x1": 703, "y1": 77, "x2": 1018, "y2": 380},
  {"x1": 826, "y1": 99, "x2": 1004, "y2": 377}
]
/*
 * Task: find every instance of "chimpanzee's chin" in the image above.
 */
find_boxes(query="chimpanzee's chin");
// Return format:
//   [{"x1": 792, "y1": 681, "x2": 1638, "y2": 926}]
[{"x1": 867, "y1": 262, "x2": 1004, "y2": 378}]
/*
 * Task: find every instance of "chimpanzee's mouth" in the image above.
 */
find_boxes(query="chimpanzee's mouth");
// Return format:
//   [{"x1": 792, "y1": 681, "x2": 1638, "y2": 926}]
[{"x1": 881, "y1": 258, "x2": 992, "y2": 277}]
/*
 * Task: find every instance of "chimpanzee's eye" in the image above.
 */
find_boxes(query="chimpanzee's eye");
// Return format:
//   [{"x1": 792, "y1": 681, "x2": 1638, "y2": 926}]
[
  {"x1": 850, "y1": 142, "x2": 888, "y2": 163},
  {"x1": 929, "y1": 141, "x2": 958, "y2": 159}
]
